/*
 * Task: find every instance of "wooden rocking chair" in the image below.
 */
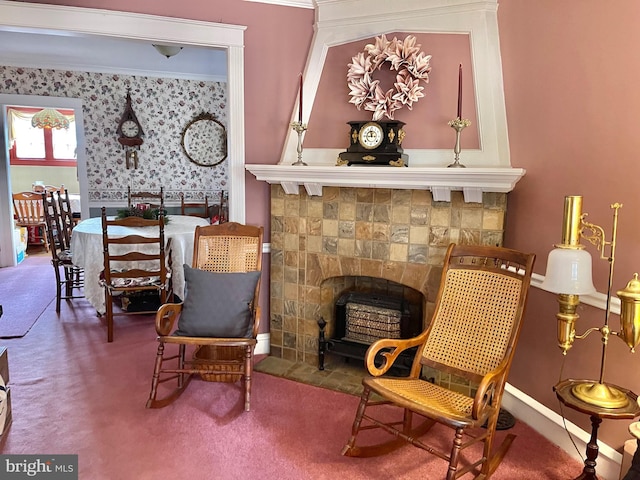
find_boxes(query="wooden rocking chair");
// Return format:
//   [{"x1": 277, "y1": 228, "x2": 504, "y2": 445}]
[
  {"x1": 147, "y1": 222, "x2": 263, "y2": 411},
  {"x1": 342, "y1": 243, "x2": 535, "y2": 480}
]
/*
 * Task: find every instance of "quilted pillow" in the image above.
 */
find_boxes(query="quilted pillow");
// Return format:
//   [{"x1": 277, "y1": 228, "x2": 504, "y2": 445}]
[{"x1": 175, "y1": 265, "x2": 261, "y2": 338}]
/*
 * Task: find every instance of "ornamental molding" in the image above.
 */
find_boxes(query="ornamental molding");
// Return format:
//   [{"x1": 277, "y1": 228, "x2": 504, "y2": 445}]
[{"x1": 245, "y1": 164, "x2": 525, "y2": 203}]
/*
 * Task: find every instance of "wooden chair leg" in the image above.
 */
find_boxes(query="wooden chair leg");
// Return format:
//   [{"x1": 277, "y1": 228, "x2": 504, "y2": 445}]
[
  {"x1": 105, "y1": 290, "x2": 114, "y2": 343},
  {"x1": 446, "y1": 427, "x2": 464, "y2": 480},
  {"x1": 342, "y1": 386, "x2": 372, "y2": 456},
  {"x1": 244, "y1": 345, "x2": 252, "y2": 412},
  {"x1": 146, "y1": 342, "x2": 192, "y2": 409},
  {"x1": 147, "y1": 341, "x2": 165, "y2": 408}
]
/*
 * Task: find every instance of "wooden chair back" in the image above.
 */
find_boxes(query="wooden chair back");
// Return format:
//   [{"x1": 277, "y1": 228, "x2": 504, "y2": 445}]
[
  {"x1": 100, "y1": 207, "x2": 170, "y2": 342},
  {"x1": 52, "y1": 187, "x2": 76, "y2": 248},
  {"x1": 12, "y1": 191, "x2": 49, "y2": 251},
  {"x1": 180, "y1": 193, "x2": 209, "y2": 219},
  {"x1": 192, "y1": 222, "x2": 263, "y2": 334},
  {"x1": 128, "y1": 186, "x2": 164, "y2": 210}
]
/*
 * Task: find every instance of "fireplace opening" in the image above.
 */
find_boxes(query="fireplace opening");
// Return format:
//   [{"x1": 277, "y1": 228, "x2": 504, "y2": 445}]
[{"x1": 318, "y1": 289, "x2": 423, "y2": 373}]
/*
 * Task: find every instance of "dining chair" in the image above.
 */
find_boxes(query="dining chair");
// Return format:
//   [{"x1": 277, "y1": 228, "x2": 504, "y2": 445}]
[
  {"x1": 341, "y1": 243, "x2": 536, "y2": 480},
  {"x1": 57, "y1": 185, "x2": 81, "y2": 226},
  {"x1": 53, "y1": 186, "x2": 78, "y2": 247},
  {"x1": 100, "y1": 207, "x2": 172, "y2": 342},
  {"x1": 146, "y1": 222, "x2": 263, "y2": 411},
  {"x1": 12, "y1": 191, "x2": 49, "y2": 252},
  {"x1": 127, "y1": 186, "x2": 164, "y2": 210},
  {"x1": 42, "y1": 191, "x2": 84, "y2": 313},
  {"x1": 180, "y1": 192, "x2": 209, "y2": 219}
]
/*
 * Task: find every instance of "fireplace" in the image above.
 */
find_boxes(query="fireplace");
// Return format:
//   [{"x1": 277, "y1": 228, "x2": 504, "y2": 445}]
[
  {"x1": 268, "y1": 185, "x2": 508, "y2": 369},
  {"x1": 318, "y1": 290, "x2": 422, "y2": 371}
]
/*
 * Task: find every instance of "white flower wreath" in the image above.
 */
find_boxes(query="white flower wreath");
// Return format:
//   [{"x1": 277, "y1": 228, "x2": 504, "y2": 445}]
[{"x1": 347, "y1": 34, "x2": 432, "y2": 121}]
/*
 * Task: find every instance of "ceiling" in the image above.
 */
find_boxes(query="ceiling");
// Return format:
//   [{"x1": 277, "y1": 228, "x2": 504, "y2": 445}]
[{"x1": 0, "y1": 30, "x2": 227, "y2": 81}]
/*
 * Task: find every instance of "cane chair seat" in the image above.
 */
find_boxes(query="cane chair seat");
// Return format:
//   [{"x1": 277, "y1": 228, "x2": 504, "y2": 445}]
[{"x1": 342, "y1": 243, "x2": 536, "y2": 479}]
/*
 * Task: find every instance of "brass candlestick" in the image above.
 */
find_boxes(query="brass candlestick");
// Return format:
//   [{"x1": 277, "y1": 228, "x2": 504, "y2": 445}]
[
  {"x1": 290, "y1": 121, "x2": 308, "y2": 166},
  {"x1": 447, "y1": 117, "x2": 471, "y2": 168}
]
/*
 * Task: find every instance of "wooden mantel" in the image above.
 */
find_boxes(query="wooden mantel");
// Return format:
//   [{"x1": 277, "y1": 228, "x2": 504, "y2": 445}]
[{"x1": 245, "y1": 165, "x2": 525, "y2": 203}]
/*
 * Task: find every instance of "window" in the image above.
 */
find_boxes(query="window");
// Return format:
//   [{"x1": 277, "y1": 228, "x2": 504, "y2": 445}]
[{"x1": 8, "y1": 106, "x2": 77, "y2": 167}]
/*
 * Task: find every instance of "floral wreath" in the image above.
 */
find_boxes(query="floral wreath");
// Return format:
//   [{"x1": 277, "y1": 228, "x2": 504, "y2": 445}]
[{"x1": 347, "y1": 34, "x2": 432, "y2": 121}]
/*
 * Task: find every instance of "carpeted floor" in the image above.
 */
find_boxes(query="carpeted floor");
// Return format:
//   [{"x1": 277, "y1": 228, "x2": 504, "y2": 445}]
[
  {"x1": 0, "y1": 251, "x2": 55, "y2": 338},
  {"x1": 0, "y1": 283, "x2": 587, "y2": 479}
]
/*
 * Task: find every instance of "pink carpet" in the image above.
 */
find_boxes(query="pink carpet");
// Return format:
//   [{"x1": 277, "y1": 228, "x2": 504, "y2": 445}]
[
  {"x1": 0, "y1": 281, "x2": 584, "y2": 479},
  {"x1": 0, "y1": 253, "x2": 55, "y2": 338}
]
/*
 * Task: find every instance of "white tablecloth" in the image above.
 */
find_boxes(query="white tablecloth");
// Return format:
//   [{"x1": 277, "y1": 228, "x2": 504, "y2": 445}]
[
  {"x1": 67, "y1": 194, "x2": 81, "y2": 214},
  {"x1": 71, "y1": 215, "x2": 210, "y2": 314}
]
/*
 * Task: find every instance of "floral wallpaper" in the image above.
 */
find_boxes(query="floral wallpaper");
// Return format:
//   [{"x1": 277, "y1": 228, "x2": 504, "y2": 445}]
[{"x1": 0, "y1": 66, "x2": 228, "y2": 205}]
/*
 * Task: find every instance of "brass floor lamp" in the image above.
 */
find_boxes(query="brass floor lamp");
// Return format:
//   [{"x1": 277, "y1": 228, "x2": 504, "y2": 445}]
[{"x1": 541, "y1": 195, "x2": 640, "y2": 479}]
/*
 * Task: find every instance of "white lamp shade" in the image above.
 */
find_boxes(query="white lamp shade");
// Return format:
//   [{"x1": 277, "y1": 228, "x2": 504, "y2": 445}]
[{"x1": 540, "y1": 247, "x2": 597, "y2": 295}]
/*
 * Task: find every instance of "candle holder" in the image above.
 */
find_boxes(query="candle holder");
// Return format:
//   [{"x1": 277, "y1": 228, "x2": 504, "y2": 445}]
[
  {"x1": 290, "y1": 121, "x2": 308, "y2": 166},
  {"x1": 447, "y1": 117, "x2": 471, "y2": 168}
]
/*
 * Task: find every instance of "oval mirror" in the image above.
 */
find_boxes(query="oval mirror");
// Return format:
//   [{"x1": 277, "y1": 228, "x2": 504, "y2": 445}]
[{"x1": 180, "y1": 112, "x2": 227, "y2": 167}]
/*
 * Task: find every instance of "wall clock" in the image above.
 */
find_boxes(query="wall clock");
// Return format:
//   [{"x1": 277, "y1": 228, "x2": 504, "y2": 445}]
[
  {"x1": 116, "y1": 90, "x2": 144, "y2": 147},
  {"x1": 337, "y1": 120, "x2": 408, "y2": 167},
  {"x1": 116, "y1": 90, "x2": 144, "y2": 169}
]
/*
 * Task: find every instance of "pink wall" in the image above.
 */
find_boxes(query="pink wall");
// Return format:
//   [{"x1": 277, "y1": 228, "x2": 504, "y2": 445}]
[
  {"x1": 305, "y1": 32, "x2": 479, "y2": 150},
  {"x1": 499, "y1": 0, "x2": 640, "y2": 448}
]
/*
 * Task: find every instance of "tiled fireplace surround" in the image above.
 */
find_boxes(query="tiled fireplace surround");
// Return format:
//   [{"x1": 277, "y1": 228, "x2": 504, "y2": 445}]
[{"x1": 267, "y1": 184, "x2": 508, "y2": 386}]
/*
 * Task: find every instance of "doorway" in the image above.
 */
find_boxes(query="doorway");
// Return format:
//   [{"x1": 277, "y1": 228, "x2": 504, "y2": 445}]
[
  {"x1": 0, "y1": 95, "x2": 87, "y2": 267},
  {"x1": 0, "y1": 3, "x2": 247, "y2": 268}
]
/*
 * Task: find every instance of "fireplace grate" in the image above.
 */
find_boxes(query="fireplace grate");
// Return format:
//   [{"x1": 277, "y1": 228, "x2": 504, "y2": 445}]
[{"x1": 345, "y1": 302, "x2": 402, "y2": 344}]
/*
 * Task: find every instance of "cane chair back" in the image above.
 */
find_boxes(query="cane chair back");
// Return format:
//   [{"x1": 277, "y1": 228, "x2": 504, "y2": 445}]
[
  {"x1": 100, "y1": 207, "x2": 171, "y2": 342},
  {"x1": 342, "y1": 243, "x2": 536, "y2": 480},
  {"x1": 147, "y1": 222, "x2": 263, "y2": 411},
  {"x1": 180, "y1": 192, "x2": 209, "y2": 219},
  {"x1": 12, "y1": 191, "x2": 49, "y2": 252},
  {"x1": 128, "y1": 186, "x2": 164, "y2": 210},
  {"x1": 42, "y1": 192, "x2": 84, "y2": 312}
]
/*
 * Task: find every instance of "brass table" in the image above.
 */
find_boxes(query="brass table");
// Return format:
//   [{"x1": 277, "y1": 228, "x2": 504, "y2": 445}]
[{"x1": 554, "y1": 379, "x2": 640, "y2": 480}]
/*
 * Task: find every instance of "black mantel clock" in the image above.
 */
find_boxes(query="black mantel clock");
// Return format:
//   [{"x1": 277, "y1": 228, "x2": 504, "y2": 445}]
[{"x1": 337, "y1": 120, "x2": 408, "y2": 167}]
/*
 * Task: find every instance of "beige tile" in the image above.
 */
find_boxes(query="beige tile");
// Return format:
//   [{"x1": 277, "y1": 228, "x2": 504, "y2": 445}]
[
  {"x1": 322, "y1": 218, "x2": 338, "y2": 237},
  {"x1": 482, "y1": 209, "x2": 505, "y2": 230},
  {"x1": 389, "y1": 243, "x2": 408, "y2": 262}
]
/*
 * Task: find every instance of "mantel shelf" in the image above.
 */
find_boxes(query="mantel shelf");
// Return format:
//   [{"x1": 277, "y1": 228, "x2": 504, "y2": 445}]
[{"x1": 245, "y1": 165, "x2": 525, "y2": 203}]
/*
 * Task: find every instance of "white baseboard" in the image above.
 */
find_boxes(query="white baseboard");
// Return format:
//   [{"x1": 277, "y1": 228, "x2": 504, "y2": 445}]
[
  {"x1": 255, "y1": 332, "x2": 270, "y2": 355},
  {"x1": 503, "y1": 383, "x2": 623, "y2": 480}
]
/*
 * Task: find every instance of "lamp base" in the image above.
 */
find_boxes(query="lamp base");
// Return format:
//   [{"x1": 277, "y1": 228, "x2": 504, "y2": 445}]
[{"x1": 572, "y1": 381, "x2": 630, "y2": 409}]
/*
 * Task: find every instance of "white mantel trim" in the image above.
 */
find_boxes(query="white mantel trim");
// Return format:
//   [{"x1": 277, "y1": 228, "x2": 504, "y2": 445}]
[
  {"x1": 279, "y1": 0, "x2": 510, "y2": 169},
  {"x1": 246, "y1": 164, "x2": 525, "y2": 203}
]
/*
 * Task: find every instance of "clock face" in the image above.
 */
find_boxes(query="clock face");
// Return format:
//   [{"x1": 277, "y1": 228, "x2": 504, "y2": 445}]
[
  {"x1": 121, "y1": 119, "x2": 140, "y2": 138},
  {"x1": 358, "y1": 122, "x2": 384, "y2": 150}
]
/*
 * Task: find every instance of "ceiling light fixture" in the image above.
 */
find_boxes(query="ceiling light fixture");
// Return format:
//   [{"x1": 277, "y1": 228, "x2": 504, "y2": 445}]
[{"x1": 152, "y1": 44, "x2": 183, "y2": 59}]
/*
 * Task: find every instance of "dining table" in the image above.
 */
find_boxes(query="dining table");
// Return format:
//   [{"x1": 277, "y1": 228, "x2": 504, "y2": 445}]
[{"x1": 71, "y1": 214, "x2": 210, "y2": 314}]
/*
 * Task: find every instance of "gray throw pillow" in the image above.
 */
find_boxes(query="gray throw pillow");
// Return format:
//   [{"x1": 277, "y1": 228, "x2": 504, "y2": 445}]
[{"x1": 175, "y1": 265, "x2": 261, "y2": 338}]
